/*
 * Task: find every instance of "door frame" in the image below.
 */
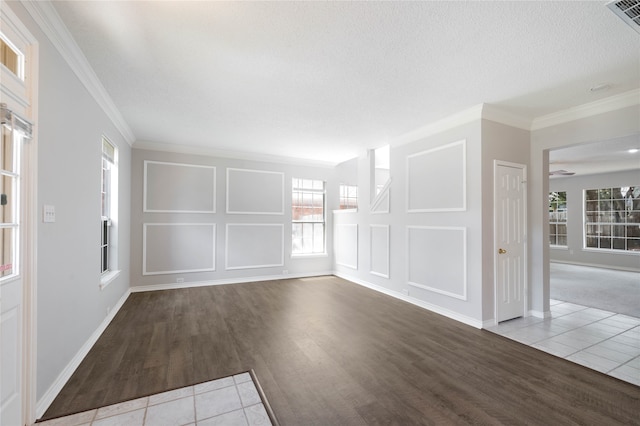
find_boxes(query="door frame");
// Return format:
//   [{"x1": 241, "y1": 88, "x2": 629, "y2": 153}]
[
  {"x1": 0, "y1": 3, "x2": 38, "y2": 424},
  {"x1": 493, "y1": 160, "x2": 528, "y2": 325}
]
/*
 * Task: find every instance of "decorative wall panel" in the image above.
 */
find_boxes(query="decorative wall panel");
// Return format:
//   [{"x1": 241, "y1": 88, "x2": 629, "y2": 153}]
[
  {"x1": 335, "y1": 224, "x2": 358, "y2": 269},
  {"x1": 370, "y1": 225, "x2": 390, "y2": 278},
  {"x1": 226, "y1": 168, "x2": 284, "y2": 214},
  {"x1": 407, "y1": 226, "x2": 467, "y2": 300},
  {"x1": 225, "y1": 224, "x2": 284, "y2": 270},
  {"x1": 143, "y1": 223, "x2": 216, "y2": 275},
  {"x1": 144, "y1": 161, "x2": 216, "y2": 213},
  {"x1": 407, "y1": 140, "x2": 466, "y2": 212}
]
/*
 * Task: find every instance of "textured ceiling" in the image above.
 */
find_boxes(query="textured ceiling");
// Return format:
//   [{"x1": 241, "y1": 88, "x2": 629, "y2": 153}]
[{"x1": 52, "y1": 1, "x2": 640, "y2": 165}]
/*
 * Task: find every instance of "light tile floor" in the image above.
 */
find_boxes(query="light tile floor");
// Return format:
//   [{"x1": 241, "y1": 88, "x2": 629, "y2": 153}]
[
  {"x1": 36, "y1": 372, "x2": 274, "y2": 426},
  {"x1": 487, "y1": 299, "x2": 640, "y2": 386}
]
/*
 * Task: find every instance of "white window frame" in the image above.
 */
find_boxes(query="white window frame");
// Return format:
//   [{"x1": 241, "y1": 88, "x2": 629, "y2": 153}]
[
  {"x1": 292, "y1": 178, "x2": 326, "y2": 256},
  {"x1": 339, "y1": 183, "x2": 358, "y2": 211},
  {"x1": 100, "y1": 137, "x2": 119, "y2": 287},
  {"x1": 549, "y1": 191, "x2": 567, "y2": 248},
  {"x1": 584, "y1": 186, "x2": 640, "y2": 254}
]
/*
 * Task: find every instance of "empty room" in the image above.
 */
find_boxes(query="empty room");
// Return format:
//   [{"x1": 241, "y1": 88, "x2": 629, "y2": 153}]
[{"x1": 1, "y1": 1, "x2": 639, "y2": 425}]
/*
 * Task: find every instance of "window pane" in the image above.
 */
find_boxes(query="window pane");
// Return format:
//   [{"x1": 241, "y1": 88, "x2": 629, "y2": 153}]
[
  {"x1": 599, "y1": 237, "x2": 611, "y2": 249},
  {"x1": 557, "y1": 224, "x2": 566, "y2": 235},
  {"x1": 313, "y1": 224, "x2": 324, "y2": 253},
  {"x1": 627, "y1": 238, "x2": 640, "y2": 251},
  {"x1": 599, "y1": 189, "x2": 612, "y2": 200},
  {"x1": 585, "y1": 189, "x2": 598, "y2": 201},
  {"x1": 302, "y1": 223, "x2": 312, "y2": 253},
  {"x1": 292, "y1": 223, "x2": 303, "y2": 253},
  {"x1": 0, "y1": 124, "x2": 15, "y2": 173},
  {"x1": 557, "y1": 236, "x2": 567, "y2": 246},
  {"x1": 102, "y1": 138, "x2": 115, "y2": 163},
  {"x1": 0, "y1": 227, "x2": 14, "y2": 278},
  {"x1": 0, "y1": 37, "x2": 20, "y2": 77},
  {"x1": 586, "y1": 236, "x2": 598, "y2": 248},
  {"x1": 612, "y1": 238, "x2": 625, "y2": 250},
  {"x1": 0, "y1": 175, "x2": 15, "y2": 224}
]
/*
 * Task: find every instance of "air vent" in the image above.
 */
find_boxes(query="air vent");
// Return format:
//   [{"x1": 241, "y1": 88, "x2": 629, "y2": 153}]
[{"x1": 607, "y1": 0, "x2": 640, "y2": 34}]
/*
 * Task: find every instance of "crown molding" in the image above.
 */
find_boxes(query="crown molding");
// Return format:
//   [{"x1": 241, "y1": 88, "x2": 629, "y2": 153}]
[
  {"x1": 133, "y1": 140, "x2": 336, "y2": 168},
  {"x1": 531, "y1": 88, "x2": 640, "y2": 131},
  {"x1": 21, "y1": 0, "x2": 135, "y2": 145},
  {"x1": 481, "y1": 104, "x2": 532, "y2": 130}
]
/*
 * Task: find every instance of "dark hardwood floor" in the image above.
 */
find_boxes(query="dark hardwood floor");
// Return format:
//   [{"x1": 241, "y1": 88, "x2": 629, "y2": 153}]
[{"x1": 43, "y1": 276, "x2": 639, "y2": 425}]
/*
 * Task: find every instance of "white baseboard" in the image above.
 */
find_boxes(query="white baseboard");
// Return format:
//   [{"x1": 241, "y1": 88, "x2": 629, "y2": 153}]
[
  {"x1": 529, "y1": 309, "x2": 551, "y2": 319},
  {"x1": 35, "y1": 288, "x2": 132, "y2": 419},
  {"x1": 131, "y1": 271, "x2": 334, "y2": 293},
  {"x1": 550, "y1": 260, "x2": 640, "y2": 273},
  {"x1": 334, "y1": 272, "x2": 484, "y2": 329},
  {"x1": 482, "y1": 319, "x2": 497, "y2": 328}
]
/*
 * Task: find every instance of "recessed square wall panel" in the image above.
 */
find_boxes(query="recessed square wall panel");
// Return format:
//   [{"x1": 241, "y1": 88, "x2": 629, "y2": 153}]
[
  {"x1": 144, "y1": 161, "x2": 216, "y2": 213},
  {"x1": 143, "y1": 223, "x2": 216, "y2": 275},
  {"x1": 225, "y1": 224, "x2": 284, "y2": 270},
  {"x1": 370, "y1": 225, "x2": 390, "y2": 278},
  {"x1": 407, "y1": 226, "x2": 467, "y2": 300},
  {"x1": 335, "y1": 224, "x2": 358, "y2": 269},
  {"x1": 226, "y1": 168, "x2": 284, "y2": 214},
  {"x1": 407, "y1": 140, "x2": 466, "y2": 212}
]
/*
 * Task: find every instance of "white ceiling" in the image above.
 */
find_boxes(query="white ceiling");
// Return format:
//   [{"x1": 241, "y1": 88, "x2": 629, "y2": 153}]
[
  {"x1": 549, "y1": 134, "x2": 640, "y2": 178},
  {"x1": 52, "y1": 1, "x2": 640, "y2": 166}
]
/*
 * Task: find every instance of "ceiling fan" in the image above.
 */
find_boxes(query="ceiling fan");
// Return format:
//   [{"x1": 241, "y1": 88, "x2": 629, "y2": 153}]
[{"x1": 549, "y1": 169, "x2": 576, "y2": 176}]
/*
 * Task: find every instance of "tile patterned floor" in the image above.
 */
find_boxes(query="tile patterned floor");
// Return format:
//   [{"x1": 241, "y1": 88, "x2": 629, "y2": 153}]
[
  {"x1": 36, "y1": 372, "x2": 274, "y2": 426},
  {"x1": 487, "y1": 299, "x2": 640, "y2": 386}
]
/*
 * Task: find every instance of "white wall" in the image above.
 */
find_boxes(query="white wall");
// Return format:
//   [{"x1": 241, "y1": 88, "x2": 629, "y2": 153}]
[
  {"x1": 130, "y1": 148, "x2": 335, "y2": 288},
  {"x1": 333, "y1": 120, "x2": 486, "y2": 327},
  {"x1": 530, "y1": 104, "x2": 640, "y2": 316},
  {"x1": 6, "y1": 1, "x2": 132, "y2": 408},
  {"x1": 549, "y1": 169, "x2": 640, "y2": 271},
  {"x1": 480, "y1": 119, "x2": 530, "y2": 321}
]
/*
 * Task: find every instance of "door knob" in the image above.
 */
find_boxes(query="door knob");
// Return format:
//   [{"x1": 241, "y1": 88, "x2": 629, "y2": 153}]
[{"x1": 498, "y1": 248, "x2": 507, "y2": 254}]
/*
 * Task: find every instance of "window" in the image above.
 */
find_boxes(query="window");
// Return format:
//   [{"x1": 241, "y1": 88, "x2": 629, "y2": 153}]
[
  {"x1": 0, "y1": 108, "x2": 21, "y2": 280},
  {"x1": 292, "y1": 178, "x2": 325, "y2": 255},
  {"x1": 549, "y1": 191, "x2": 567, "y2": 247},
  {"x1": 373, "y1": 145, "x2": 390, "y2": 197},
  {"x1": 339, "y1": 184, "x2": 358, "y2": 210},
  {"x1": 584, "y1": 186, "x2": 640, "y2": 252},
  {"x1": 101, "y1": 137, "x2": 118, "y2": 277},
  {"x1": 0, "y1": 33, "x2": 24, "y2": 80}
]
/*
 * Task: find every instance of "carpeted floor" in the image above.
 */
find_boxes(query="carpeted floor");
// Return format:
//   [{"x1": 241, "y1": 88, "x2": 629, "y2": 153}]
[{"x1": 550, "y1": 263, "x2": 640, "y2": 318}]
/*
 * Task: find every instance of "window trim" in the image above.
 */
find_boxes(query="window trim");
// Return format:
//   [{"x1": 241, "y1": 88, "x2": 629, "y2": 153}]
[
  {"x1": 549, "y1": 191, "x2": 567, "y2": 248},
  {"x1": 292, "y1": 178, "x2": 326, "y2": 256},
  {"x1": 100, "y1": 137, "x2": 120, "y2": 287},
  {"x1": 338, "y1": 183, "x2": 358, "y2": 212},
  {"x1": 583, "y1": 186, "x2": 640, "y2": 254}
]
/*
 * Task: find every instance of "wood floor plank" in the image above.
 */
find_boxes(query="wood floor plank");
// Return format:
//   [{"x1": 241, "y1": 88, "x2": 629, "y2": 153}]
[{"x1": 42, "y1": 276, "x2": 640, "y2": 425}]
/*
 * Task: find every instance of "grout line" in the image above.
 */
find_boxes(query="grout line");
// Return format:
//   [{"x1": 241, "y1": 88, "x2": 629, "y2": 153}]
[{"x1": 491, "y1": 302, "x2": 640, "y2": 386}]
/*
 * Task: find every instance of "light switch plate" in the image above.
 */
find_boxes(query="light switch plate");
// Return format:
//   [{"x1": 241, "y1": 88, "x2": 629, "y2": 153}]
[{"x1": 43, "y1": 205, "x2": 55, "y2": 223}]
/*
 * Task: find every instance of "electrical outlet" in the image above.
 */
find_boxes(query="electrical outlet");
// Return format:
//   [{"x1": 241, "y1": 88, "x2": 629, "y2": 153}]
[
  {"x1": 283, "y1": 270, "x2": 289, "y2": 275},
  {"x1": 43, "y1": 205, "x2": 55, "y2": 223},
  {"x1": 176, "y1": 278, "x2": 184, "y2": 283},
  {"x1": 402, "y1": 289, "x2": 409, "y2": 296}
]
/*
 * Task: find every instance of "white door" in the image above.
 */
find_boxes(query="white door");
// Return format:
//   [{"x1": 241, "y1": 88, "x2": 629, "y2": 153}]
[
  {"x1": 495, "y1": 161, "x2": 527, "y2": 323},
  {"x1": 0, "y1": 120, "x2": 23, "y2": 426}
]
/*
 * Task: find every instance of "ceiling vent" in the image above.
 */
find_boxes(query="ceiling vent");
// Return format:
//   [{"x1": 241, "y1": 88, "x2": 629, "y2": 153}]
[{"x1": 607, "y1": 0, "x2": 640, "y2": 34}]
